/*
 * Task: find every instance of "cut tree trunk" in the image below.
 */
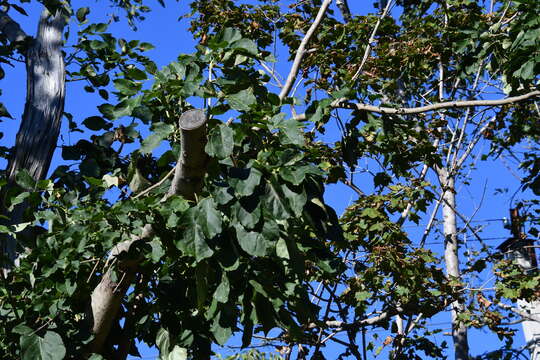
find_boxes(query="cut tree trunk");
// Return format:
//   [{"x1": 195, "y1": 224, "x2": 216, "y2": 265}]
[{"x1": 88, "y1": 109, "x2": 208, "y2": 357}]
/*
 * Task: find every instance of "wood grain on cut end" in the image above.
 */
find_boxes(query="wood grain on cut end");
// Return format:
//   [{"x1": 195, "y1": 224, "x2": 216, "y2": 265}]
[{"x1": 179, "y1": 109, "x2": 207, "y2": 130}]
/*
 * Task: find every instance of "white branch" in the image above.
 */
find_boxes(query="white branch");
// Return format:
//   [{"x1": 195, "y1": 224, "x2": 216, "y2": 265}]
[{"x1": 279, "y1": 0, "x2": 332, "y2": 100}]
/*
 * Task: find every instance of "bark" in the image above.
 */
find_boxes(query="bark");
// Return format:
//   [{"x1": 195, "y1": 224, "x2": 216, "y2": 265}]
[
  {"x1": 1, "y1": 9, "x2": 66, "y2": 271},
  {"x1": 88, "y1": 110, "x2": 208, "y2": 356},
  {"x1": 439, "y1": 169, "x2": 469, "y2": 360}
]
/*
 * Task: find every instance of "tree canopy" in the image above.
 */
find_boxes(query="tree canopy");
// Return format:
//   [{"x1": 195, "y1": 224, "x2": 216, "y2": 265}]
[{"x1": 0, "y1": 0, "x2": 539, "y2": 359}]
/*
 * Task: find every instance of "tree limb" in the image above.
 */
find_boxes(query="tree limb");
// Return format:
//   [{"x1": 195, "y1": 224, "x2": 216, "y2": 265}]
[
  {"x1": 337, "y1": 90, "x2": 540, "y2": 115},
  {"x1": 87, "y1": 110, "x2": 208, "y2": 356},
  {"x1": 295, "y1": 90, "x2": 540, "y2": 120},
  {"x1": 279, "y1": 0, "x2": 332, "y2": 100}
]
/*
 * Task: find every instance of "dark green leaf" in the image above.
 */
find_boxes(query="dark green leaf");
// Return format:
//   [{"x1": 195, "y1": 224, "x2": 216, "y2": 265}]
[
  {"x1": 20, "y1": 331, "x2": 66, "y2": 360},
  {"x1": 206, "y1": 124, "x2": 234, "y2": 159},
  {"x1": 226, "y1": 88, "x2": 256, "y2": 111}
]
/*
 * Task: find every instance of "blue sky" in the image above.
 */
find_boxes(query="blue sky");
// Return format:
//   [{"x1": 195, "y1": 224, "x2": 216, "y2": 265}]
[{"x1": 0, "y1": 1, "x2": 535, "y2": 359}]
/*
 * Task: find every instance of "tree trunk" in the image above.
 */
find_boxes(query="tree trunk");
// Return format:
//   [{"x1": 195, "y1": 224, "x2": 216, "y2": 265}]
[
  {"x1": 88, "y1": 110, "x2": 208, "y2": 356},
  {"x1": 1, "y1": 9, "x2": 66, "y2": 271},
  {"x1": 439, "y1": 170, "x2": 469, "y2": 360}
]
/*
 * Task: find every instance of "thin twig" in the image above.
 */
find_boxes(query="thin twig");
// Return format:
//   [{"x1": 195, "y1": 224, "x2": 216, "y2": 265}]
[{"x1": 133, "y1": 166, "x2": 176, "y2": 199}]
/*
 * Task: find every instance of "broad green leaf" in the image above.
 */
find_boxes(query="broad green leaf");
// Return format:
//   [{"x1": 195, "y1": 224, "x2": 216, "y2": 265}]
[
  {"x1": 275, "y1": 238, "x2": 289, "y2": 259},
  {"x1": 206, "y1": 124, "x2": 234, "y2": 159},
  {"x1": 176, "y1": 198, "x2": 220, "y2": 260},
  {"x1": 282, "y1": 184, "x2": 306, "y2": 217},
  {"x1": 16, "y1": 170, "x2": 35, "y2": 190},
  {"x1": 141, "y1": 123, "x2": 174, "y2": 154},
  {"x1": 76, "y1": 7, "x2": 90, "y2": 23},
  {"x1": 167, "y1": 346, "x2": 188, "y2": 360},
  {"x1": 113, "y1": 78, "x2": 142, "y2": 96},
  {"x1": 229, "y1": 167, "x2": 262, "y2": 196},
  {"x1": 233, "y1": 198, "x2": 261, "y2": 229},
  {"x1": 20, "y1": 331, "x2": 66, "y2": 360},
  {"x1": 214, "y1": 275, "x2": 230, "y2": 303},
  {"x1": 156, "y1": 328, "x2": 171, "y2": 357},
  {"x1": 264, "y1": 176, "x2": 291, "y2": 220},
  {"x1": 226, "y1": 88, "x2": 256, "y2": 111},
  {"x1": 82, "y1": 116, "x2": 110, "y2": 131},
  {"x1": 234, "y1": 223, "x2": 269, "y2": 257},
  {"x1": 126, "y1": 67, "x2": 148, "y2": 80},
  {"x1": 220, "y1": 28, "x2": 242, "y2": 44},
  {"x1": 231, "y1": 38, "x2": 258, "y2": 56},
  {"x1": 211, "y1": 312, "x2": 233, "y2": 345},
  {"x1": 280, "y1": 165, "x2": 321, "y2": 185}
]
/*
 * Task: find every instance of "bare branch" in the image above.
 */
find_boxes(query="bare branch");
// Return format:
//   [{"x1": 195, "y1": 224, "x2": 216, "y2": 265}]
[
  {"x1": 337, "y1": 90, "x2": 540, "y2": 115},
  {"x1": 279, "y1": 0, "x2": 332, "y2": 100},
  {"x1": 294, "y1": 90, "x2": 540, "y2": 121}
]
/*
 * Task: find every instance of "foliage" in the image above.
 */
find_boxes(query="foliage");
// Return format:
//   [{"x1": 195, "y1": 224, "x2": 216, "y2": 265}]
[{"x1": 0, "y1": 0, "x2": 538, "y2": 359}]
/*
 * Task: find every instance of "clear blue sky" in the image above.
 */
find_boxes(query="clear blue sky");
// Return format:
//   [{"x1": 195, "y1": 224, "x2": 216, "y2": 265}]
[{"x1": 0, "y1": 1, "x2": 533, "y2": 359}]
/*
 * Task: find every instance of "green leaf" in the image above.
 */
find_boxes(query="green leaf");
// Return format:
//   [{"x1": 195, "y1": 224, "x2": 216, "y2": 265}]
[
  {"x1": 16, "y1": 170, "x2": 36, "y2": 190},
  {"x1": 270, "y1": 113, "x2": 304, "y2": 146},
  {"x1": 226, "y1": 88, "x2": 257, "y2": 111},
  {"x1": 264, "y1": 176, "x2": 291, "y2": 220},
  {"x1": 76, "y1": 7, "x2": 90, "y2": 23},
  {"x1": 214, "y1": 275, "x2": 230, "y2": 303},
  {"x1": 280, "y1": 165, "x2": 320, "y2": 185},
  {"x1": 167, "y1": 346, "x2": 188, "y2": 360},
  {"x1": 113, "y1": 78, "x2": 142, "y2": 96},
  {"x1": 156, "y1": 328, "x2": 171, "y2": 358},
  {"x1": 229, "y1": 167, "x2": 262, "y2": 196},
  {"x1": 126, "y1": 67, "x2": 148, "y2": 80},
  {"x1": 205, "y1": 124, "x2": 234, "y2": 159},
  {"x1": 275, "y1": 238, "x2": 289, "y2": 259},
  {"x1": 234, "y1": 223, "x2": 269, "y2": 257},
  {"x1": 20, "y1": 331, "x2": 66, "y2": 360},
  {"x1": 231, "y1": 38, "x2": 258, "y2": 56},
  {"x1": 176, "y1": 198, "x2": 221, "y2": 260},
  {"x1": 82, "y1": 116, "x2": 110, "y2": 131},
  {"x1": 282, "y1": 184, "x2": 306, "y2": 217},
  {"x1": 233, "y1": 198, "x2": 261, "y2": 229},
  {"x1": 220, "y1": 28, "x2": 242, "y2": 44},
  {"x1": 211, "y1": 312, "x2": 233, "y2": 345},
  {"x1": 141, "y1": 123, "x2": 174, "y2": 154},
  {"x1": 139, "y1": 42, "x2": 155, "y2": 51}
]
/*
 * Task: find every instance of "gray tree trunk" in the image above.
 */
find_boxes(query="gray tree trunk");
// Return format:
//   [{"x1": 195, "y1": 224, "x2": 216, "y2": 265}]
[
  {"x1": 88, "y1": 110, "x2": 208, "y2": 357},
  {"x1": 439, "y1": 169, "x2": 469, "y2": 360},
  {"x1": 1, "y1": 9, "x2": 66, "y2": 271}
]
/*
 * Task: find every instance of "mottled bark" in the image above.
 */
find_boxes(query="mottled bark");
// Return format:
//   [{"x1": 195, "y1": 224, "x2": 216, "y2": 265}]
[
  {"x1": 1, "y1": 9, "x2": 66, "y2": 271},
  {"x1": 439, "y1": 170, "x2": 469, "y2": 360}
]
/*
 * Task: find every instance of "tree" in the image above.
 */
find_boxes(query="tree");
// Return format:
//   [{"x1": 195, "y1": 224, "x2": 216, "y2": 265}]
[{"x1": 0, "y1": 0, "x2": 538, "y2": 359}]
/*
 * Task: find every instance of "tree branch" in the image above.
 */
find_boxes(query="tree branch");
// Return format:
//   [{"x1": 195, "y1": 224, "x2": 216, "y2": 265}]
[
  {"x1": 279, "y1": 0, "x2": 332, "y2": 100},
  {"x1": 87, "y1": 110, "x2": 208, "y2": 356},
  {"x1": 295, "y1": 90, "x2": 540, "y2": 120},
  {"x1": 337, "y1": 90, "x2": 540, "y2": 115}
]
